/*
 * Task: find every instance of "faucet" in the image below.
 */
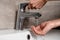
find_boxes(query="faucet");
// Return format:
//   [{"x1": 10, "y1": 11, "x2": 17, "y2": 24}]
[{"x1": 15, "y1": 3, "x2": 41, "y2": 30}]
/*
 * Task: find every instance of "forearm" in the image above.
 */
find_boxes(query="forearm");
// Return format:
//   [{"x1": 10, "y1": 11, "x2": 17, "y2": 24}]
[
  {"x1": 55, "y1": 19, "x2": 60, "y2": 27},
  {"x1": 53, "y1": 19, "x2": 60, "y2": 28}
]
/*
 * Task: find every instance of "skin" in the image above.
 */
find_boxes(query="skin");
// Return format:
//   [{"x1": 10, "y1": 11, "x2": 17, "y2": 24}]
[
  {"x1": 28, "y1": 0, "x2": 47, "y2": 9},
  {"x1": 29, "y1": 0, "x2": 60, "y2": 35},
  {"x1": 31, "y1": 19, "x2": 60, "y2": 35}
]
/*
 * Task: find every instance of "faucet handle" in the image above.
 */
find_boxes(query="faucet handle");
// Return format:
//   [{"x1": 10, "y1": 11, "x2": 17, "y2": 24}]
[{"x1": 32, "y1": 13, "x2": 41, "y2": 19}]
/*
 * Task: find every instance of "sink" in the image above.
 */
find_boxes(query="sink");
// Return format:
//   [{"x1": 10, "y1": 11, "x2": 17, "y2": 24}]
[
  {"x1": 0, "y1": 29, "x2": 59, "y2": 40},
  {"x1": 0, "y1": 29, "x2": 43, "y2": 40},
  {"x1": 0, "y1": 29, "x2": 34, "y2": 40}
]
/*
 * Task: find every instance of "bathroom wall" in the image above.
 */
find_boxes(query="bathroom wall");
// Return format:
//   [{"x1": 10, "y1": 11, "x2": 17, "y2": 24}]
[
  {"x1": 0, "y1": 0, "x2": 60, "y2": 29},
  {"x1": 0, "y1": 0, "x2": 19, "y2": 29},
  {"x1": 39, "y1": 1, "x2": 60, "y2": 23}
]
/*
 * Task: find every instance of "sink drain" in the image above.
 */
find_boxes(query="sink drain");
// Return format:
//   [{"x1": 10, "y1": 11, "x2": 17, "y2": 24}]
[{"x1": 27, "y1": 34, "x2": 30, "y2": 40}]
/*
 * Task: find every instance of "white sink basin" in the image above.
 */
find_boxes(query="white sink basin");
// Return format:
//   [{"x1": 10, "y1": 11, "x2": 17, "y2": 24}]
[
  {"x1": 0, "y1": 29, "x2": 60, "y2": 40},
  {"x1": 0, "y1": 29, "x2": 34, "y2": 40},
  {"x1": 0, "y1": 29, "x2": 43, "y2": 40}
]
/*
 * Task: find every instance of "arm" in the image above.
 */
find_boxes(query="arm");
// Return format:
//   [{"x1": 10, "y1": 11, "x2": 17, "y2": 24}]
[{"x1": 31, "y1": 19, "x2": 60, "y2": 35}]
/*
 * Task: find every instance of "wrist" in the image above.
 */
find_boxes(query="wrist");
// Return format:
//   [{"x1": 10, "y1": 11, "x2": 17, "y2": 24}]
[{"x1": 54, "y1": 19, "x2": 60, "y2": 28}]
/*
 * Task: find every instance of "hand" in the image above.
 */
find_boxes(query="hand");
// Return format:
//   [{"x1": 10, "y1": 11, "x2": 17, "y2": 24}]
[
  {"x1": 31, "y1": 19, "x2": 60, "y2": 35},
  {"x1": 28, "y1": 0, "x2": 47, "y2": 9}
]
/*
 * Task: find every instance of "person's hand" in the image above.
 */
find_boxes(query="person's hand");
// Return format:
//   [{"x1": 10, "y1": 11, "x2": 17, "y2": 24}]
[
  {"x1": 31, "y1": 19, "x2": 60, "y2": 35},
  {"x1": 28, "y1": 0, "x2": 47, "y2": 9}
]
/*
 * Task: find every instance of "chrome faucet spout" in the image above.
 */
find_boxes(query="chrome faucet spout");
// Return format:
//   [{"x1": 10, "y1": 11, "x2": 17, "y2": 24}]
[{"x1": 15, "y1": 3, "x2": 41, "y2": 30}]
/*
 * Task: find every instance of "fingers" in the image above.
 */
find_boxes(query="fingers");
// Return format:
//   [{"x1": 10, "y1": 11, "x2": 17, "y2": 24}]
[
  {"x1": 31, "y1": 25, "x2": 43, "y2": 35},
  {"x1": 30, "y1": 0, "x2": 39, "y2": 4},
  {"x1": 35, "y1": 25, "x2": 41, "y2": 31},
  {"x1": 40, "y1": 22, "x2": 47, "y2": 29},
  {"x1": 35, "y1": 1, "x2": 42, "y2": 9},
  {"x1": 29, "y1": 0, "x2": 47, "y2": 9},
  {"x1": 31, "y1": 19, "x2": 60, "y2": 35},
  {"x1": 35, "y1": 0, "x2": 44, "y2": 9},
  {"x1": 31, "y1": 21, "x2": 53, "y2": 35},
  {"x1": 40, "y1": 22, "x2": 53, "y2": 35},
  {"x1": 31, "y1": 26, "x2": 40, "y2": 35},
  {"x1": 29, "y1": 0, "x2": 42, "y2": 9}
]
